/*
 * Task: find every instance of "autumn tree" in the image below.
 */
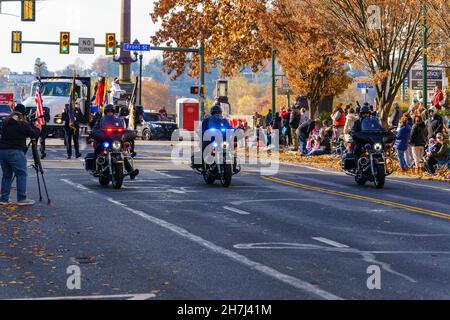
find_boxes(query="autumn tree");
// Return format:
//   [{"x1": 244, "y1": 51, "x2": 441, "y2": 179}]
[
  {"x1": 426, "y1": 0, "x2": 450, "y2": 66},
  {"x1": 257, "y1": 0, "x2": 352, "y2": 117},
  {"x1": 312, "y1": 0, "x2": 433, "y2": 125},
  {"x1": 141, "y1": 79, "x2": 177, "y2": 113},
  {"x1": 151, "y1": 0, "x2": 270, "y2": 79}
]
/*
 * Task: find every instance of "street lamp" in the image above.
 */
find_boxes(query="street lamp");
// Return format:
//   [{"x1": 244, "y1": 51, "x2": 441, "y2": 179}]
[{"x1": 132, "y1": 39, "x2": 143, "y2": 106}]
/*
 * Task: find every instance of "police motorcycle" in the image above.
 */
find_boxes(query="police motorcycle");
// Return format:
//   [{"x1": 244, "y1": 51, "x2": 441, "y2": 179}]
[
  {"x1": 191, "y1": 106, "x2": 241, "y2": 188},
  {"x1": 85, "y1": 109, "x2": 135, "y2": 190},
  {"x1": 342, "y1": 117, "x2": 395, "y2": 189}
]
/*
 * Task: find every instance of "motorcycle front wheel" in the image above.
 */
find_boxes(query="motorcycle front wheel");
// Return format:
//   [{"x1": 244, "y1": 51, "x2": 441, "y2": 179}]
[
  {"x1": 355, "y1": 175, "x2": 367, "y2": 186},
  {"x1": 374, "y1": 164, "x2": 386, "y2": 189},
  {"x1": 112, "y1": 164, "x2": 124, "y2": 190},
  {"x1": 220, "y1": 164, "x2": 233, "y2": 188},
  {"x1": 99, "y1": 176, "x2": 110, "y2": 186}
]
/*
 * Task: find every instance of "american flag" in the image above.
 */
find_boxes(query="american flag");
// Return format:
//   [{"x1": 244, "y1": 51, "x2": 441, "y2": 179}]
[{"x1": 34, "y1": 81, "x2": 45, "y2": 126}]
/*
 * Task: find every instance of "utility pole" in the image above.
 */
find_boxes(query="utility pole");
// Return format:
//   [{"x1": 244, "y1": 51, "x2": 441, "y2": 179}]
[
  {"x1": 199, "y1": 43, "x2": 205, "y2": 120},
  {"x1": 119, "y1": 0, "x2": 131, "y2": 84},
  {"x1": 271, "y1": 48, "x2": 276, "y2": 115},
  {"x1": 422, "y1": 2, "x2": 428, "y2": 108}
]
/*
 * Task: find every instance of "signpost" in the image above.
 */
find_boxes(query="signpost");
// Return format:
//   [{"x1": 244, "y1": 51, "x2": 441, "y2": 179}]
[
  {"x1": 78, "y1": 38, "x2": 95, "y2": 55},
  {"x1": 411, "y1": 68, "x2": 444, "y2": 91},
  {"x1": 122, "y1": 43, "x2": 151, "y2": 52}
]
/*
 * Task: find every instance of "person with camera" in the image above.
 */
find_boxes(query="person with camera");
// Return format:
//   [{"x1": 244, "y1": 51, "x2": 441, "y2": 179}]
[{"x1": 0, "y1": 104, "x2": 41, "y2": 206}]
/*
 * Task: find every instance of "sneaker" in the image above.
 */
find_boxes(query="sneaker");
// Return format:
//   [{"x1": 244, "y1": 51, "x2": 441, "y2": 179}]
[
  {"x1": 16, "y1": 199, "x2": 35, "y2": 207},
  {"x1": 41, "y1": 153, "x2": 47, "y2": 160},
  {"x1": 76, "y1": 153, "x2": 82, "y2": 159}
]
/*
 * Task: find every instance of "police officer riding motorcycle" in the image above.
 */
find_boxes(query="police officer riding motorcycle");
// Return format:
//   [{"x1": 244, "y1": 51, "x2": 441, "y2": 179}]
[
  {"x1": 191, "y1": 104, "x2": 241, "y2": 188},
  {"x1": 342, "y1": 106, "x2": 395, "y2": 189},
  {"x1": 85, "y1": 104, "x2": 139, "y2": 189}
]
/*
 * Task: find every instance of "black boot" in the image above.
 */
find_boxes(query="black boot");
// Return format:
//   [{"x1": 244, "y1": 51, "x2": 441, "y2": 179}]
[{"x1": 130, "y1": 169, "x2": 140, "y2": 180}]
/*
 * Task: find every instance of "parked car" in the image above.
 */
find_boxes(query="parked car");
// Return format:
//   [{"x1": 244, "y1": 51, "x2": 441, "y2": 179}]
[
  {"x1": 0, "y1": 104, "x2": 12, "y2": 131},
  {"x1": 136, "y1": 111, "x2": 178, "y2": 141}
]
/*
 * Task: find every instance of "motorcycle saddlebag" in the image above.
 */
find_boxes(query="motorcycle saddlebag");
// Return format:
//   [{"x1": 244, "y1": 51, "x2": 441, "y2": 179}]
[
  {"x1": 85, "y1": 153, "x2": 96, "y2": 171},
  {"x1": 343, "y1": 153, "x2": 356, "y2": 171}
]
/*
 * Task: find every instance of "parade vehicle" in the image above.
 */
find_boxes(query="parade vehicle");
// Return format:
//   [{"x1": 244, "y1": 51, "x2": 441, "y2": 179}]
[
  {"x1": 84, "y1": 120, "x2": 134, "y2": 190},
  {"x1": 22, "y1": 77, "x2": 91, "y2": 137},
  {"x1": 136, "y1": 110, "x2": 178, "y2": 141},
  {"x1": 341, "y1": 117, "x2": 395, "y2": 189}
]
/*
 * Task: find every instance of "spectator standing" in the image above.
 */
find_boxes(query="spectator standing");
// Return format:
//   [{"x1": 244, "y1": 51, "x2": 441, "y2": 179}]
[
  {"x1": 425, "y1": 107, "x2": 444, "y2": 139},
  {"x1": 433, "y1": 86, "x2": 445, "y2": 110},
  {"x1": 390, "y1": 102, "x2": 403, "y2": 129},
  {"x1": 410, "y1": 115, "x2": 427, "y2": 174},
  {"x1": 289, "y1": 106, "x2": 301, "y2": 151},
  {"x1": 281, "y1": 108, "x2": 292, "y2": 146},
  {"x1": 395, "y1": 117, "x2": 412, "y2": 171},
  {"x1": 332, "y1": 104, "x2": 346, "y2": 137},
  {"x1": 111, "y1": 78, "x2": 126, "y2": 106}
]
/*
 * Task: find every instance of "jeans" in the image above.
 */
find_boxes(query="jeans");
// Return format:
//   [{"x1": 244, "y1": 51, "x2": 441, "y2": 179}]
[
  {"x1": 299, "y1": 133, "x2": 308, "y2": 155},
  {"x1": 0, "y1": 149, "x2": 28, "y2": 202},
  {"x1": 113, "y1": 97, "x2": 119, "y2": 105},
  {"x1": 397, "y1": 150, "x2": 408, "y2": 170}
]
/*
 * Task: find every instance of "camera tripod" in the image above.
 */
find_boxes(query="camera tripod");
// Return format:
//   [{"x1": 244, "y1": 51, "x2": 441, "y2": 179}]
[{"x1": 25, "y1": 138, "x2": 51, "y2": 205}]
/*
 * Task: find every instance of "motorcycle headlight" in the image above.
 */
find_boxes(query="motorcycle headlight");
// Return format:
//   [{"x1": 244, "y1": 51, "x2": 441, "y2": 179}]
[
  {"x1": 112, "y1": 141, "x2": 122, "y2": 151},
  {"x1": 374, "y1": 143, "x2": 383, "y2": 152}
]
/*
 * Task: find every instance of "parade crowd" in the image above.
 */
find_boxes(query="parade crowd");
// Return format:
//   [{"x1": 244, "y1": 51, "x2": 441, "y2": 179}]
[{"x1": 253, "y1": 87, "x2": 450, "y2": 177}]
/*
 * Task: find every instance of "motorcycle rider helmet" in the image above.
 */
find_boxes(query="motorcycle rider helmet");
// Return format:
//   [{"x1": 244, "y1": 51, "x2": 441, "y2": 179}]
[
  {"x1": 104, "y1": 104, "x2": 116, "y2": 115},
  {"x1": 210, "y1": 104, "x2": 223, "y2": 116},
  {"x1": 360, "y1": 105, "x2": 371, "y2": 116}
]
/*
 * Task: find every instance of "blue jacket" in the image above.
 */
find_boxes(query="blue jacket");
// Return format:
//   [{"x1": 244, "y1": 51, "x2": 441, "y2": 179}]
[{"x1": 395, "y1": 124, "x2": 412, "y2": 151}]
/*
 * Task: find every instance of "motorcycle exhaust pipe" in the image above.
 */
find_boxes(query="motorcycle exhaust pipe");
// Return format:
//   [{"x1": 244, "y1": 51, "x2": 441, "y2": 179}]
[{"x1": 97, "y1": 156, "x2": 106, "y2": 166}]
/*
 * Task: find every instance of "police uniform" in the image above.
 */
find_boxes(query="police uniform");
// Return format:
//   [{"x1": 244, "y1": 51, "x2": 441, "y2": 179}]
[{"x1": 62, "y1": 106, "x2": 83, "y2": 159}]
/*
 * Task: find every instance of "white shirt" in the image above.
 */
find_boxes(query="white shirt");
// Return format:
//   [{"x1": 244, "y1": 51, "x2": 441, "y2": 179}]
[{"x1": 111, "y1": 82, "x2": 125, "y2": 100}]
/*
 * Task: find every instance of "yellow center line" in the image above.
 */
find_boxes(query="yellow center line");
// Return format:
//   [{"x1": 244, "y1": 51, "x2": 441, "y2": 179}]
[{"x1": 262, "y1": 176, "x2": 450, "y2": 221}]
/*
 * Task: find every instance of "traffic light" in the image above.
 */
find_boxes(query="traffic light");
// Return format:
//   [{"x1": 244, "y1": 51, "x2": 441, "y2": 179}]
[
  {"x1": 190, "y1": 86, "x2": 206, "y2": 95},
  {"x1": 106, "y1": 33, "x2": 117, "y2": 56},
  {"x1": 60, "y1": 32, "x2": 70, "y2": 54},
  {"x1": 11, "y1": 31, "x2": 22, "y2": 54},
  {"x1": 21, "y1": 0, "x2": 36, "y2": 22}
]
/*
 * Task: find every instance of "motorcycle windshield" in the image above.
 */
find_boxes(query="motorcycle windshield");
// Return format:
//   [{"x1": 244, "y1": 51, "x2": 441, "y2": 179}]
[
  {"x1": 101, "y1": 116, "x2": 125, "y2": 130},
  {"x1": 361, "y1": 117, "x2": 384, "y2": 132}
]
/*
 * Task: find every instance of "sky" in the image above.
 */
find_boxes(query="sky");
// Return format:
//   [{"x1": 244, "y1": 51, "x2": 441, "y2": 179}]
[{"x1": 0, "y1": 0, "x2": 160, "y2": 73}]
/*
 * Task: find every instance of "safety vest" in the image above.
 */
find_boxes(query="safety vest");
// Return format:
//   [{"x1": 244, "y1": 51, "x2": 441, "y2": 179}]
[{"x1": 333, "y1": 111, "x2": 346, "y2": 127}]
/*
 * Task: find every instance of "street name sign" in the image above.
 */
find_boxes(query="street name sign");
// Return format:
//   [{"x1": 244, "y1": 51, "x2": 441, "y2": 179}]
[{"x1": 123, "y1": 43, "x2": 151, "y2": 52}]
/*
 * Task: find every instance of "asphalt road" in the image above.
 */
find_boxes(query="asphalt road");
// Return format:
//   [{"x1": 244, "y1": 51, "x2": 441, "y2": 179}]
[{"x1": 1, "y1": 140, "x2": 450, "y2": 300}]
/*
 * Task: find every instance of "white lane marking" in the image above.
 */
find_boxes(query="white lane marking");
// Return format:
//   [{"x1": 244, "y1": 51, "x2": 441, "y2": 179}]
[
  {"x1": 375, "y1": 231, "x2": 450, "y2": 237},
  {"x1": 14, "y1": 293, "x2": 156, "y2": 301},
  {"x1": 285, "y1": 162, "x2": 450, "y2": 192},
  {"x1": 168, "y1": 189, "x2": 187, "y2": 194},
  {"x1": 61, "y1": 179, "x2": 93, "y2": 193},
  {"x1": 60, "y1": 180, "x2": 341, "y2": 300},
  {"x1": 152, "y1": 170, "x2": 180, "y2": 179},
  {"x1": 388, "y1": 179, "x2": 450, "y2": 192},
  {"x1": 223, "y1": 206, "x2": 251, "y2": 215},
  {"x1": 312, "y1": 237, "x2": 350, "y2": 248}
]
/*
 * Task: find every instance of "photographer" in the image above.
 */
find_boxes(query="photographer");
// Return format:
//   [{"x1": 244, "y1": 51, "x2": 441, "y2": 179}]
[{"x1": 0, "y1": 104, "x2": 41, "y2": 206}]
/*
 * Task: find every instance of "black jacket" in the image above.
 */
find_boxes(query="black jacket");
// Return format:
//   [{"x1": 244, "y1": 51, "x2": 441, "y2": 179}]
[
  {"x1": 0, "y1": 118, "x2": 40, "y2": 152},
  {"x1": 410, "y1": 122, "x2": 427, "y2": 147},
  {"x1": 299, "y1": 119, "x2": 315, "y2": 138},
  {"x1": 62, "y1": 108, "x2": 83, "y2": 129},
  {"x1": 425, "y1": 115, "x2": 444, "y2": 139},
  {"x1": 289, "y1": 108, "x2": 301, "y2": 129}
]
